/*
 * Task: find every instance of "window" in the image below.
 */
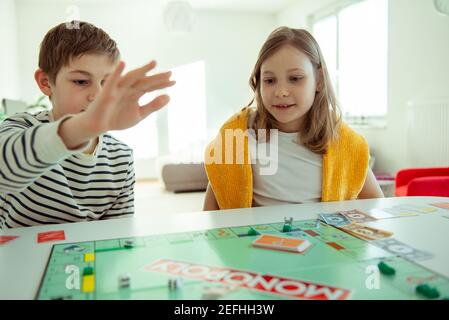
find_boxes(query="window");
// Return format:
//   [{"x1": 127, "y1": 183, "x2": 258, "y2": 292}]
[
  {"x1": 311, "y1": 0, "x2": 388, "y2": 124},
  {"x1": 110, "y1": 109, "x2": 159, "y2": 160},
  {"x1": 110, "y1": 60, "x2": 207, "y2": 179},
  {"x1": 166, "y1": 60, "x2": 207, "y2": 162}
]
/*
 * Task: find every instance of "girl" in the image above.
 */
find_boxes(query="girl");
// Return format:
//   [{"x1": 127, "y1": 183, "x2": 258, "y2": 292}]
[{"x1": 203, "y1": 27, "x2": 383, "y2": 210}]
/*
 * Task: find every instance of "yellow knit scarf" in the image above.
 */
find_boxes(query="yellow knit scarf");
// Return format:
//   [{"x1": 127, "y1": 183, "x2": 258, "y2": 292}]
[{"x1": 204, "y1": 107, "x2": 369, "y2": 209}]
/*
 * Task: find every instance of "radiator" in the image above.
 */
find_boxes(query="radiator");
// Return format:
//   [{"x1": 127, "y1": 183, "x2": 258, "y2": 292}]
[{"x1": 406, "y1": 99, "x2": 449, "y2": 167}]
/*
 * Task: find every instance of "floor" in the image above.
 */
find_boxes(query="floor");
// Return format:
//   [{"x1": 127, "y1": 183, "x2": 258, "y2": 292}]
[
  {"x1": 133, "y1": 180, "x2": 396, "y2": 217},
  {"x1": 134, "y1": 180, "x2": 205, "y2": 216}
]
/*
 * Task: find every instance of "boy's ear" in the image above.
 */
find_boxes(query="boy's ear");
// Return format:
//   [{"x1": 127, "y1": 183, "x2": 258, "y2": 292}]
[{"x1": 34, "y1": 69, "x2": 52, "y2": 96}]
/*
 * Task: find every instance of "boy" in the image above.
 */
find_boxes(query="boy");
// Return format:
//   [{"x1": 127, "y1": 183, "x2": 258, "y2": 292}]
[{"x1": 0, "y1": 21, "x2": 175, "y2": 228}]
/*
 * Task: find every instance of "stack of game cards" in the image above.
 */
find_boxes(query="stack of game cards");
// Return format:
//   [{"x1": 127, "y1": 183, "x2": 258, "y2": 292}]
[{"x1": 252, "y1": 234, "x2": 313, "y2": 254}]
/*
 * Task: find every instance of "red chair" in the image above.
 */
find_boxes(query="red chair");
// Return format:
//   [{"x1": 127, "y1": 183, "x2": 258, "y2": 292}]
[{"x1": 395, "y1": 167, "x2": 449, "y2": 196}]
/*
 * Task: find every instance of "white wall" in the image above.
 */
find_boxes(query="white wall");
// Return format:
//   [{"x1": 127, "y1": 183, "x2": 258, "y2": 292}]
[
  {"x1": 370, "y1": 0, "x2": 449, "y2": 174},
  {"x1": 15, "y1": 0, "x2": 275, "y2": 136},
  {"x1": 277, "y1": 0, "x2": 449, "y2": 175},
  {"x1": 0, "y1": 0, "x2": 20, "y2": 101},
  {"x1": 277, "y1": 0, "x2": 334, "y2": 27}
]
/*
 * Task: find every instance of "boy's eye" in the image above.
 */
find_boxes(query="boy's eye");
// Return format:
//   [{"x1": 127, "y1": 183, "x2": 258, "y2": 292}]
[{"x1": 72, "y1": 80, "x2": 89, "y2": 86}]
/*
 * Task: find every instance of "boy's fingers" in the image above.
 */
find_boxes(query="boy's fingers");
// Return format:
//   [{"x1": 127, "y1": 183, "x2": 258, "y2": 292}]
[
  {"x1": 127, "y1": 80, "x2": 175, "y2": 102},
  {"x1": 139, "y1": 95, "x2": 170, "y2": 119},
  {"x1": 137, "y1": 79, "x2": 176, "y2": 94},
  {"x1": 132, "y1": 71, "x2": 174, "y2": 92},
  {"x1": 104, "y1": 61, "x2": 125, "y2": 91},
  {"x1": 120, "y1": 60, "x2": 157, "y2": 88}
]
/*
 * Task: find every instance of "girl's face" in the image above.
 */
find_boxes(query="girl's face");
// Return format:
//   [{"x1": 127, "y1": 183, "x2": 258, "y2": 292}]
[{"x1": 260, "y1": 44, "x2": 319, "y2": 133}]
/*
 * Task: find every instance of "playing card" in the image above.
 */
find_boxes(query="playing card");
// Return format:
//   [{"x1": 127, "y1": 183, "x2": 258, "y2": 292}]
[
  {"x1": 319, "y1": 213, "x2": 351, "y2": 227},
  {"x1": 369, "y1": 208, "x2": 395, "y2": 219},
  {"x1": 340, "y1": 209, "x2": 377, "y2": 223},
  {"x1": 37, "y1": 230, "x2": 66, "y2": 243},
  {"x1": 371, "y1": 238, "x2": 434, "y2": 261},
  {"x1": 0, "y1": 235, "x2": 18, "y2": 245},
  {"x1": 382, "y1": 206, "x2": 418, "y2": 217},
  {"x1": 431, "y1": 202, "x2": 449, "y2": 210},
  {"x1": 395, "y1": 204, "x2": 437, "y2": 214},
  {"x1": 252, "y1": 234, "x2": 312, "y2": 253}
]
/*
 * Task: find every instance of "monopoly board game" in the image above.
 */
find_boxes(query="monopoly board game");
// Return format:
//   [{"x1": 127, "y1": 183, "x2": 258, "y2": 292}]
[{"x1": 36, "y1": 219, "x2": 449, "y2": 300}]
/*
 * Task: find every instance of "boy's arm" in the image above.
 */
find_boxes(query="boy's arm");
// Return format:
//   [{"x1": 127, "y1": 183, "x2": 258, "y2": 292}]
[
  {"x1": 58, "y1": 60, "x2": 175, "y2": 151},
  {"x1": 0, "y1": 60, "x2": 173, "y2": 194},
  {"x1": 104, "y1": 152, "x2": 135, "y2": 219},
  {"x1": 0, "y1": 115, "x2": 89, "y2": 193}
]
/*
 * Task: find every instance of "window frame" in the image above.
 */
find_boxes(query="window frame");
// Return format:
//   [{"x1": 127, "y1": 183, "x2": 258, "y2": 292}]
[{"x1": 308, "y1": 0, "x2": 388, "y2": 127}]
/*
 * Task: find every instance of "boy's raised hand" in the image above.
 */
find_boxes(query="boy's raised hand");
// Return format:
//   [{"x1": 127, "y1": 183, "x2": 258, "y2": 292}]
[
  {"x1": 85, "y1": 60, "x2": 175, "y2": 133},
  {"x1": 59, "y1": 60, "x2": 175, "y2": 150}
]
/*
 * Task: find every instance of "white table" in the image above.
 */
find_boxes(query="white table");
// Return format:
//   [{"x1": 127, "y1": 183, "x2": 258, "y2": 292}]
[
  {"x1": 377, "y1": 180, "x2": 395, "y2": 197},
  {"x1": 1, "y1": 196, "x2": 449, "y2": 299}
]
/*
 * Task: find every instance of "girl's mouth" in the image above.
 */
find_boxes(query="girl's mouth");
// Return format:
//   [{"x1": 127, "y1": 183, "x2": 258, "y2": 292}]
[{"x1": 272, "y1": 104, "x2": 296, "y2": 109}]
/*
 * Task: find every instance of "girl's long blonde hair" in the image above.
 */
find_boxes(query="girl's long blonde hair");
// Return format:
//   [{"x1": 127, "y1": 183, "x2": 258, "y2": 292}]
[{"x1": 248, "y1": 26, "x2": 341, "y2": 154}]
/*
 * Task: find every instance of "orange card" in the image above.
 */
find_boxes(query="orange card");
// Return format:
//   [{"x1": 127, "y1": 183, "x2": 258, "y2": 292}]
[
  {"x1": 431, "y1": 202, "x2": 449, "y2": 210},
  {"x1": 252, "y1": 234, "x2": 312, "y2": 253}
]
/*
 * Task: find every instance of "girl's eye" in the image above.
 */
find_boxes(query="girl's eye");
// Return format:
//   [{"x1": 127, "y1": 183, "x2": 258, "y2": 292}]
[
  {"x1": 73, "y1": 80, "x2": 89, "y2": 86},
  {"x1": 290, "y1": 76, "x2": 303, "y2": 82},
  {"x1": 263, "y1": 78, "x2": 275, "y2": 84}
]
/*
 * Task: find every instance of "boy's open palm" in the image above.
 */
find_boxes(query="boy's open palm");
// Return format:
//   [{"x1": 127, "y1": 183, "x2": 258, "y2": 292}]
[{"x1": 85, "y1": 60, "x2": 175, "y2": 133}]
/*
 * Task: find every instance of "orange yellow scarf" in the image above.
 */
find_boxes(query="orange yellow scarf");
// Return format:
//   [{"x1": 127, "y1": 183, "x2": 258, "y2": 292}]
[{"x1": 204, "y1": 107, "x2": 369, "y2": 209}]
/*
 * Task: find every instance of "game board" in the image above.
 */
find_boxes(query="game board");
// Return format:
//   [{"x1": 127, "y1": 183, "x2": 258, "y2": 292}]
[{"x1": 36, "y1": 219, "x2": 449, "y2": 300}]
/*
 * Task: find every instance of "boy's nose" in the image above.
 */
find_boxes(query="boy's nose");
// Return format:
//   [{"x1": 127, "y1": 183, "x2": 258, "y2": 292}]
[
  {"x1": 87, "y1": 94, "x2": 96, "y2": 102},
  {"x1": 87, "y1": 86, "x2": 102, "y2": 102}
]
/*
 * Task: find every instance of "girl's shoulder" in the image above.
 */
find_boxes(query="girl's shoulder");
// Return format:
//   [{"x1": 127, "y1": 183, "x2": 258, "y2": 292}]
[
  {"x1": 338, "y1": 122, "x2": 368, "y2": 145},
  {"x1": 330, "y1": 121, "x2": 369, "y2": 157},
  {"x1": 219, "y1": 106, "x2": 255, "y2": 131}
]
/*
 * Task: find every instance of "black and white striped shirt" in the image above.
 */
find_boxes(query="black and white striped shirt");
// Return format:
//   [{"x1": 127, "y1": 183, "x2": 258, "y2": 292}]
[{"x1": 0, "y1": 111, "x2": 135, "y2": 229}]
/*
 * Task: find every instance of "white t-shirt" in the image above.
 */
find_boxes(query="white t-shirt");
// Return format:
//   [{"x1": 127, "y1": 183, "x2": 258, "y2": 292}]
[{"x1": 250, "y1": 126, "x2": 323, "y2": 207}]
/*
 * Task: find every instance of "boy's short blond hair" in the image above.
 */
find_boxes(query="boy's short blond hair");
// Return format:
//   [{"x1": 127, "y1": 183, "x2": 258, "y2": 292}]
[{"x1": 38, "y1": 21, "x2": 120, "y2": 83}]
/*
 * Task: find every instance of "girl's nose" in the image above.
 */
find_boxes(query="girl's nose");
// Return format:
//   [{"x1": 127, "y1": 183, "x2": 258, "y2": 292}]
[{"x1": 275, "y1": 87, "x2": 289, "y2": 98}]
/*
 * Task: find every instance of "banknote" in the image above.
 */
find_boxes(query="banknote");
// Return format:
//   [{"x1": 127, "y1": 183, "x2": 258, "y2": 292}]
[
  {"x1": 319, "y1": 213, "x2": 351, "y2": 227},
  {"x1": 340, "y1": 209, "x2": 377, "y2": 223},
  {"x1": 340, "y1": 223, "x2": 393, "y2": 241},
  {"x1": 371, "y1": 238, "x2": 434, "y2": 261}
]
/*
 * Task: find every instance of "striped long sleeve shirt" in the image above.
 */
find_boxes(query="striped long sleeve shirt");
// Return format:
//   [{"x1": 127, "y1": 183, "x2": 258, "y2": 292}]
[{"x1": 0, "y1": 111, "x2": 135, "y2": 229}]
